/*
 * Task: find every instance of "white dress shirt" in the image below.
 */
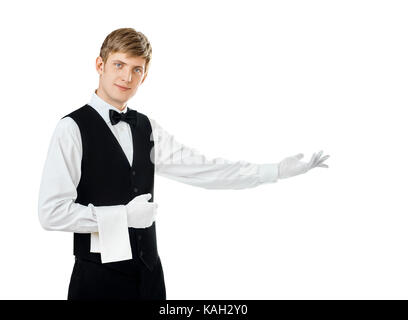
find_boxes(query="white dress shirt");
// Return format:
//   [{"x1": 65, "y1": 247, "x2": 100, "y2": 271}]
[{"x1": 38, "y1": 90, "x2": 278, "y2": 263}]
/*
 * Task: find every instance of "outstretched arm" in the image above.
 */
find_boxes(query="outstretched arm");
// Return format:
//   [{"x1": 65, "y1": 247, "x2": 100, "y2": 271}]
[{"x1": 149, "y1": 118, "x2": 329, "y2": 189}]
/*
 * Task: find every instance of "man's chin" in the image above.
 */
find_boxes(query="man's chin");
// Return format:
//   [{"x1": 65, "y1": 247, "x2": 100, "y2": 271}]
[{"x1": 113, "y1": 94, "x2": 131, "y2": 106}]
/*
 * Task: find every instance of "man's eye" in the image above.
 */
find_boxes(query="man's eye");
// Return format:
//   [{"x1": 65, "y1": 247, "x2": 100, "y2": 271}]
[
  {"x1": 115, "y1": 63, "x2": 122, "y2": 68},
  {"x1": 135, "y1": 69, "x2": 142, "y2": 73}
]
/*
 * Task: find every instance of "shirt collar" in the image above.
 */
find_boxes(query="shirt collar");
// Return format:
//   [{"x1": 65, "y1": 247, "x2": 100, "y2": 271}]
[{"x1": 88, "y1": 89, "x2": 129, "y2": 124}]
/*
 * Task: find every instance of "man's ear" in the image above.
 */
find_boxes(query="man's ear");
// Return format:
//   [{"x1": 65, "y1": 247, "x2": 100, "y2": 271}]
[{"x1": 96, "y1": 56, "x2": 104, "y2": 75}]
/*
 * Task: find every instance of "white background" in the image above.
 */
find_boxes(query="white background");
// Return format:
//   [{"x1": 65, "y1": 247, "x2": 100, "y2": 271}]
[{"x1": 0, "y1": 0, "x2": 407, "y2": 299}]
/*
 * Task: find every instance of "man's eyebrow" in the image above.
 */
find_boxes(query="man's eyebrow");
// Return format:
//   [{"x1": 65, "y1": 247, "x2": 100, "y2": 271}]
[{"x1": 112, "y1": 60, "x2": 144, "y2": 69}]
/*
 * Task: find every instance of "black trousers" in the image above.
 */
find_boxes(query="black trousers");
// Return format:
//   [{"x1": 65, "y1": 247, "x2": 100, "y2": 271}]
[{"x1": 67, "y1": 256, "x2": 166, "y2": 300}]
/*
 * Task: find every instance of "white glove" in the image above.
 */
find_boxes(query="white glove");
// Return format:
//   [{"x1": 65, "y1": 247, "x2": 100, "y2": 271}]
[
  {"x1": 278, "y1": 150, "x2": 330, "y2": 179},
  {"x1": 125, "y1": 193, "x2": 158, "y2": 228}
]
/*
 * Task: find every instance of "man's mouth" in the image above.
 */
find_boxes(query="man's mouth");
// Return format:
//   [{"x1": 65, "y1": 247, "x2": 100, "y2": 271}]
[{"x1": 114, "y1": 84, "x2": 130, "y2": 91}]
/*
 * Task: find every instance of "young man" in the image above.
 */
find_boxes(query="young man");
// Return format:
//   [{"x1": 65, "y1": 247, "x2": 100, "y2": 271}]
[{"x1": 38, "y1": 28, "x2": 330, "y2": 300}]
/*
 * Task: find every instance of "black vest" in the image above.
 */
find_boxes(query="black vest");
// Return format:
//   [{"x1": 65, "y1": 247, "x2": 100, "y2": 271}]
[{"x1": 62, "y1": 104, "x2": 158, "y2": 276}]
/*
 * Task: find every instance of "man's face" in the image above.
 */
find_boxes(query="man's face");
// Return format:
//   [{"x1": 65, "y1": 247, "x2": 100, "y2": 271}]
[{"x1": 96, "y1": 51, "x2": 148, "y2": 110}]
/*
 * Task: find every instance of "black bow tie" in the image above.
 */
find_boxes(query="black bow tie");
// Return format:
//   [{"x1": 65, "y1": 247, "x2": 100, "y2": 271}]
[{"x1": 109, "y1": 109, "x2": 138, "y2": 126}]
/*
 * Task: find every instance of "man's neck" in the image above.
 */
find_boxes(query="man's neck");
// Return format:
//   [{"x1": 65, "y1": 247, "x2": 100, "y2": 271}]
[{"x1": 95, "y1": 88, "x2": 127, "y2": 111}]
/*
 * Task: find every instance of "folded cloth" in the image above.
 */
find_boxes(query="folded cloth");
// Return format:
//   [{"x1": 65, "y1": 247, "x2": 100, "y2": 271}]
[
  {"x1": 90, "y1": 232, "x2": 100, "y2": 253},
  {"x1": 89, "y1": 204, "x2": 132, "y2": 263}
]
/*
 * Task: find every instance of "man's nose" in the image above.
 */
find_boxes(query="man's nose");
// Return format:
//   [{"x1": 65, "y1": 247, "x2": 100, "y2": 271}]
[{"x1": 122, "y1": 68, "x2": 132, "y2": 82}]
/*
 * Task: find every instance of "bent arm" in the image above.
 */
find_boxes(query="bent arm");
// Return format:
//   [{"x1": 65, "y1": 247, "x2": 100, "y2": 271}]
[{"x1": 37, "y1": 117, "x2": 127, "y2": 234}]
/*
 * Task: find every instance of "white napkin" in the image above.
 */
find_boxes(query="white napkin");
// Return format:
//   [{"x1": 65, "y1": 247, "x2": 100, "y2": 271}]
[
  {"x1": 89, "y1": 204, "x2": 132, "y2": 263},
  {"x1": 90, "y1": 232, "x2": 100, "y2": 252}
]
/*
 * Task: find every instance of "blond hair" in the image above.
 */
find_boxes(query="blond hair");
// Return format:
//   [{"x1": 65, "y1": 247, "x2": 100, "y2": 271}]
[{"x1": 99, "y1": 27, "x2": 152, "y2": 73}]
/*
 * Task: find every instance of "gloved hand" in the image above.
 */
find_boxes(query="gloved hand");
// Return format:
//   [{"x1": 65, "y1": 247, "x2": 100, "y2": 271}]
[
  {"x1": 125, "y1": 193, "x2": 158, "y2": 228},
  {"x1": 278, "y1": 150, "x2": 330, "y2": 179}
]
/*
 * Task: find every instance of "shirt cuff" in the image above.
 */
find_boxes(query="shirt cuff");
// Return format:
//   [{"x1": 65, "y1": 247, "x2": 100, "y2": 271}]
[
  {"x1": 258, "y1": 163, "x2": 279, "y2": 183},
  {"x1": 90, "y1": 204, "x2": 132, "y2": 263}
]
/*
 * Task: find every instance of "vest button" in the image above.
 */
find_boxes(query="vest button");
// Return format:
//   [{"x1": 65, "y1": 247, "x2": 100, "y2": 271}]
[
  {"x1": 132, "y1": 171, "x2": 136, "y2": 176},
  {"x1": 140, "y1": 250, "x2": 144, "y2": 257},
  {"x1": 133, "y1": 187, "x2": 138, "y2": 193},
  {"x1": 137, "y1": 235, "x2": 142, "y2": 241}
]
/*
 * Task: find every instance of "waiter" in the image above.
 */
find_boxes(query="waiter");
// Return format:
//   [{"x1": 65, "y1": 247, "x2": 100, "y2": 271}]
[{"x1": 38, "y1": 27, "x2": 330, "y2": 300}]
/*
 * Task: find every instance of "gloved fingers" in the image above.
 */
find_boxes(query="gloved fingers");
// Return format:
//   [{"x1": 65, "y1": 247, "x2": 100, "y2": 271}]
[
  {"x1": 315, "y1": 150, "x2": 323, "y2": 164},
  {"x1": 317, "y1": 163, "x2": 329, "y2": 168},
  {"x1": 315, "y1": 154, "x2": 330, "y2": 166},
  {"x1": 127, "y1": 200, "x2": 158, "y2": 228},
  {"x1": 310, "y1": 150, "x2": 326, "y2": 169},
  {"x1": 314, "y1": 155, "x2": 329, "y2": 168},
  {"x1": 131, "y1": 193, "x2": 152, "y2": 203},
  {"x1": 131, "y1": 201, "x2": 156, "y2": 209},
  {"x1": 126, "y1": 195, "x2": 155, "y2": 212},
  {"x1": 312, "y1": 150, "x2": 324, "y2": 167},
  {"x1": 128, "y1": 202, "x2": 157, "y2": 220},
  {"x1": 307, "y1": 152, "x2": 317, "y2": 169}
]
